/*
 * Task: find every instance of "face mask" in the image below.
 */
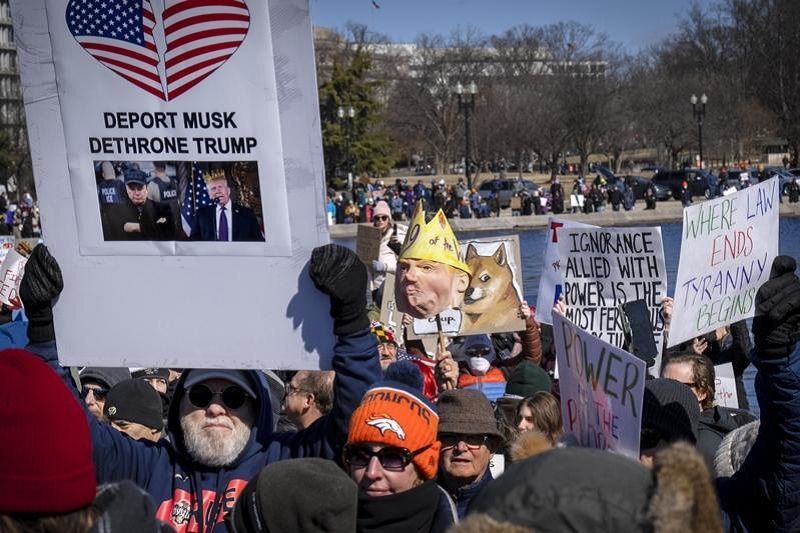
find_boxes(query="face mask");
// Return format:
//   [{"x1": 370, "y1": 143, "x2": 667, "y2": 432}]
[{"x1": 468, "y1": 356, "x2": 491, "y2": 375}]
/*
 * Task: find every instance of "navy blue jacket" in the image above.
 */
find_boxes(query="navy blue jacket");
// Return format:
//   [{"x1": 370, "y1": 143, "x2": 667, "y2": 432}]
[
  {"x1": 189, "y1": 203, "x2": 264, "y2": 242},
  {"x1": 718, "y1": 343, "x2": 800, "y2": 531},
  {"x1": 29, "y1": 328, "x2": 379, "y2": 533},
  {"x1": 444, "y1": 468, "x2": 494, "y2": 519}
]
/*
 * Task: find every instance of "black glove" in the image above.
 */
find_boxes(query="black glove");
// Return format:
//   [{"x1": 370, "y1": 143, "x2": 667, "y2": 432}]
[
  {"x1": 19, "y1": 244, "x2": 64, "y2": 344},
  {"x1": 387, "y1": 240, "x2": 402, "y2": 255},
  {"x1": 309, "y1": 244, "x2": 369, "y2": 336},
  {"x1": 752, "y1": 255, "x2": 800, "y2": 358}
]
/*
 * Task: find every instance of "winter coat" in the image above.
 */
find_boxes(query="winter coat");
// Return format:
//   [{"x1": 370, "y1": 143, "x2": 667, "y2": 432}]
[
  {"x1": 29, "y1": 328, "x2": 381, "y2": 533},
  {"x1": 697, "y1": 406, "x2": 756, "y2": 473},
  {"x1": 717, "y1": 343, "x2": 800, "y2": 531},
  {"x1": 443, "y1": 468, "x2": 494, "y2": 518}
]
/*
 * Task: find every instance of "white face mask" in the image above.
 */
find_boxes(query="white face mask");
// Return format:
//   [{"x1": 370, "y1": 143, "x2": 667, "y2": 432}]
[{"x1": 468, "y1": 356, "x2": 491, "y2": 375}]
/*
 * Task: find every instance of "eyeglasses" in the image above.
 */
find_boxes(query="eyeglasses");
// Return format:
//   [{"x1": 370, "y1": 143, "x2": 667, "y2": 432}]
[
  {"x1": 187, "y1": 384, "x2": 249, "y2": 410},
  {"x1": 440, "y1": 434, "x2": 489, "y2": 451},
  {"x1": 80, "y1": 387, "x2": 109, "y2": 401},
  {"x1": 283, "y1": 382, "x2": 307, "y2": 399},
  {"x1": 373, "y1": 215, "x2": 389, "y2": 221},
  {"x1": 465, "y1": 346, "x2": 492, "y2": 358},
  {"x1": 343, "y1": 444, "x2": 430, "y2": 471}
]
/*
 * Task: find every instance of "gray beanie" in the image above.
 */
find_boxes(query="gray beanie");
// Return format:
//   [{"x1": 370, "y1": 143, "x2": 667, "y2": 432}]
[{"x1": 643, "y1": 378, "x2": 700, "y2": 444}]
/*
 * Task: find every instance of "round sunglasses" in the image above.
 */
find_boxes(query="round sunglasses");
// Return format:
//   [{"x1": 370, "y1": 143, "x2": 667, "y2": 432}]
[{"x1": 187, "y1": 384, "x2": 249, "y2": 410}]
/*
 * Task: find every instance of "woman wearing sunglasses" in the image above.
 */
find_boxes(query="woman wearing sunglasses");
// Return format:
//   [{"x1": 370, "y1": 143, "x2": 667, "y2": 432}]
[
  {"x1": 369, "y1": 200, "x2": 407, "y2": 304},
  {"x1": 344, "y1": 363, "x2": 457, "y2": 533}
]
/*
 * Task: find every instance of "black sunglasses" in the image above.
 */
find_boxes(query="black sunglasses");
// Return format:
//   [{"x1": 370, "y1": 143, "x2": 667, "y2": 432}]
[
  {"x1": 439, "y1": 433, "x2": 489, "y2": 451},
  {"x1": 374, "y1": 215, "x2": 390, "y2": 221},
  {"x1": 343, "y1": 444, "x2": 429, "y2": 471},
  {"x1": 80, "y1": 387, "x2": 109, "y2": 401},
  {"x1": 188, "y1": 384, "x2": 249, "y2": 410}
]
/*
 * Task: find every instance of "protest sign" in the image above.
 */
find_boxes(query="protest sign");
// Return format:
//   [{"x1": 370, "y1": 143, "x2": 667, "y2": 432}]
[
  {"x1": 535, "y1": 218, "x2": 596, "y2": 326},
  {"x1": 555, "y1": 226, "x2": 667, "y2": 368},
  {"x1": 356, "y1": 224, "x2": 382, "y2": 265},
  {"x1": 553, "y1": 312, "x2": 646, "y2": 459},
  {"x1": 670, "y1": 178, "x2": 780, "y2": 346},
  {"x1": 408, "y1": 235, "x2": 525, "y2": 337},
  {"x1": 0, "y1": 247, "x2": 27, "y2": 309},
  {"x1": 12, "y1": 0, "x2": 336, "y2": 368},
  {"x1": 714, "y1": 363, "x2": 739, "y2": 409},
  {"x1": 0, "y1": 236, "x2": 15, "y2": 265},
  {"x1": 378, "y1": 273, "x2": 400, "y2": 330}
]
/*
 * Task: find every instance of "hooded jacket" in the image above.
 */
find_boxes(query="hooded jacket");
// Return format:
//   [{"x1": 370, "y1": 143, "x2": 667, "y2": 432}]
[
  {"x1": 29, "y1": 328, "x2": 380, "y2": 533},
  {"x1": 697, "y1": 406, "x2": 756, "y2": 472}
]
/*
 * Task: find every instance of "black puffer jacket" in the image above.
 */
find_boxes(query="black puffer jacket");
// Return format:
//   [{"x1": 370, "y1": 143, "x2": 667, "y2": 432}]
[{"x1": 697, "y1": 406, "x2": 756, "y2": 473}]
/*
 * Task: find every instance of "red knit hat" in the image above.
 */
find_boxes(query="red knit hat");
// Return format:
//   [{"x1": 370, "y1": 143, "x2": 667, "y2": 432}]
[{"x1": 0, "y1": 349, "x2": 96, "y2": 513}]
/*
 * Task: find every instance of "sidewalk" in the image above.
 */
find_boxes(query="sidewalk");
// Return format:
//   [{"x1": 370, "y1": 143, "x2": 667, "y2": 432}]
[{"x1": 329, "y1": 199, "x2": 800, "y2": 239}]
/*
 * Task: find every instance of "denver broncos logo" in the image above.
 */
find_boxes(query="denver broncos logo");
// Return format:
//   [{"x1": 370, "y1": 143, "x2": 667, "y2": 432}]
[{"x1": 366, "y1": 414, "x2": 406, "y2": 440}]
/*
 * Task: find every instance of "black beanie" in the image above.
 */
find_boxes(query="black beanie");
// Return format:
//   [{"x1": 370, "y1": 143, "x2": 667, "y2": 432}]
[
  {"x1": 643, "y1": 378, "x2": 700, "y2": 444},
  {"x1": 103, "y1": 379, "x2": 164, "y2": 431}
]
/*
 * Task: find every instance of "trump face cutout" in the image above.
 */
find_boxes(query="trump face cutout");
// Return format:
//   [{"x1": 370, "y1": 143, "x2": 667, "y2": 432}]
[{"x1": 396, "y1": 258, "x2": 470, "y2": 319}]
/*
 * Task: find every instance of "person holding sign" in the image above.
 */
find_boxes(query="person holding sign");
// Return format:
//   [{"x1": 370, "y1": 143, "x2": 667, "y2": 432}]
[
  {"x1": 717, "y1": 255, "x2": 800, "y2": 531},
  {"x1": 19, "y1": 243, "x2": 381, "y2": 532},
  {"x1": 189, "y1": 170, "x2": 264, "y2": 242},
  {"x1": 101, "y1": 168, "x2": 179, "y2": 241},
  {"x1": 395, "y1": 203, "x2": 471, "y2": 320},
  {"x1": 369, "y1": 200, "x2": 407, "y2": 303}
]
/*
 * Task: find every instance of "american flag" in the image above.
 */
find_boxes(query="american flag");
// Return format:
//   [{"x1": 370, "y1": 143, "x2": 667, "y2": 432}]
[
  {"x1": 66, "y1": 0, "x2": 164, "y2": 99},
  {"x1": 66, "y1": 0, "x2": 250, "y2": 101},
  {"x1": 163, "y1": 0, "x2": 250, "y2": 100},
  {"x1": 181, "y1": 163, "x2": 213, "y2": 237}
]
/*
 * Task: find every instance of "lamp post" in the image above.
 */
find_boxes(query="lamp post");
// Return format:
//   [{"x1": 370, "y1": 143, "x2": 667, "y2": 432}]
[
  {"x1": 337, "y1": 105, "x2": 355, "y2": 194},
  {"x1": 690, "y1": 93, "x2": 708, "y2": 169},
  {"x1": 456, "y1": 81, "x2": 477, "y2": 189}
]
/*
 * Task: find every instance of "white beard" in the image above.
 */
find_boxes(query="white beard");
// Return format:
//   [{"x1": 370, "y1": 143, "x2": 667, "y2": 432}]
[{"x1": 181, "y1": 416, "x2": 251, "y2": 467}]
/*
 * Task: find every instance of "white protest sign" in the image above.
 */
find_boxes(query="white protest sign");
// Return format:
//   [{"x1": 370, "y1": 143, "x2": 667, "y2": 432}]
[
  {"x1": 556, "y1": 226, "x2": 667, "y2": 368},
  {"x1": 12, "y1": 0, "x2": 337, "y2": 368},
  {"x1": 553, "y1": 312, "x2": 646, "y2": 459},
  {"x1": 535, "y1": 218, "x2": 596, "y2": 326},
  {"x1": 0, "y1": 236, "x2": 15, "y2": 265},
  {"x1": 0, "y1": 248, "x2": 27, "y2": 309},
  {"x1": 670, "y1": 178, "x2": 780, "y2": 347},
  {"x1": 714, "y1": 363, "x2": 739, "y2": 409}
]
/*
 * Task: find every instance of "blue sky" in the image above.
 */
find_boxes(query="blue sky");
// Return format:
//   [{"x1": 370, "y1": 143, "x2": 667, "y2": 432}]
[{"x1": 309, "y1": 0, "x2": 717, "y2": 52}]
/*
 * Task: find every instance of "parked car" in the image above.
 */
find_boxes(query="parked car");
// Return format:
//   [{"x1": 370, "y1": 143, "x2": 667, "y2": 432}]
[
  {"x1": 477, "y1": 178, "x2": 541, "y2": 208},
  {"x1": 651, "y1": 168, "x2": 713, "y2": 200},
  {"x1": 763, "y1": 167, "x2": 799, "y2": 195},
  {"x1": 619, "y1": 175, "x2": 671, "y2": 201}
]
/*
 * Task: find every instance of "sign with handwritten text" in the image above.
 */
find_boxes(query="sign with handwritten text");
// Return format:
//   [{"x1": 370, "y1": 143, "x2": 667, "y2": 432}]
[
  {"x1": 555, "y1": 226, "x2": 667, "y2": 368},
  {"x1": 670, "y1": 178, "x2": 779, "y2": 347},
  {"x1": 554, "y1": 313, "x2": 646, "y2": 459},
  {"x1": 535, "y1": 218, "x2": 596, "y2": 326},
  {"x1": 714, "y1": 363, "x2": 739, "y2": 409}
]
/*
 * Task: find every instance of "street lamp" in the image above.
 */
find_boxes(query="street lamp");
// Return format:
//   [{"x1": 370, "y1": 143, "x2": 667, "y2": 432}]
[
  {"x1": 690, "y1": 93, "x2": 708, "y2": 169},
  {"x1": 337, "y1": 105, "x2": 356, "y2": 194},
  {"x1": 456, "y1": 81, "x2": 478, "y2": 189}
]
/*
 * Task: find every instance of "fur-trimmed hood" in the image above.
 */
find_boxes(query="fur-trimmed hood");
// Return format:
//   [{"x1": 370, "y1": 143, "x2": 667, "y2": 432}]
[{"x1": 456, "y1": 443, "x2": 722, "y2": 533}]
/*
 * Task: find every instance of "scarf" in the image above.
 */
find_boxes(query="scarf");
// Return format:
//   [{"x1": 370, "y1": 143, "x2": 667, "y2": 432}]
[{"x1": 357, "y1": 479, "x2": 440, "y2": 533}]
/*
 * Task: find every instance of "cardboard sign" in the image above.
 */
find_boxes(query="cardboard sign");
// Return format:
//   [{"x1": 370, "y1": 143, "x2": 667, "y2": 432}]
[
  {"x1": 670, "y1": 178, "x2": 780, "y2": 346},
  {"x1": 0, "y1": 236, "x2": 15, "y2": 265},
  {"x1": 0, "y1": 248, "x2": 26, "y2": 309},
  {"x1": 510, "y1": 197, "x2": 522, "y2": 210},
  {"x1": 12, "y1": 0, "x2": 336, "y2": 368},
  {"x1": 356, "y1": 224, "x2": 382, "y2": 265},
  {"x1": 379, "y1": 273, "x2": 400, "y2": 330},
  {"x1": 535, "y1": 218, "x2": 596, "y2": 326},
  {"x1": 554, "y1": 313, "x2": 646, "y2": 459},
  {"x1": 556, "y1": 226, "x2": 667, "y2": 369},
  {"x1": 714, "y1": 363, "x2": 739, "y2": 408},
  {"x1": 408, "y1": 235, "x2": 526, "y2": 337}
]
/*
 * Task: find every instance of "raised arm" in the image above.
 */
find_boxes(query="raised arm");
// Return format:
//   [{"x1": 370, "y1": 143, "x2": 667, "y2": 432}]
[{"x1": 21, "y1": 245, "x2": 164, "y2": 486}]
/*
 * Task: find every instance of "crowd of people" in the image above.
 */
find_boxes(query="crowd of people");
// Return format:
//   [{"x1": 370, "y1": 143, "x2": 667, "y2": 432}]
[{"x1": 1, "y1": 237, "x2": 799, "y2": 532}]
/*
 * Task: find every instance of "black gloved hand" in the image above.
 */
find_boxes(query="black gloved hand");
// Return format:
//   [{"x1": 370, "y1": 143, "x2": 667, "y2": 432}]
[
  {"x1": 309, "y1": 244, "x2": 369, "y2": 336},
  {"x1": 752, "y1": 255, "x2": 800, "y2": 358},
  {"x1": 19, "y1": 244, "x2": 64, "y2": 344}
]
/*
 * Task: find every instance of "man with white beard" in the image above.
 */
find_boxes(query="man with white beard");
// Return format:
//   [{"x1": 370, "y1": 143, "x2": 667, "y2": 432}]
[{"x1": 20, "y1": 243, "x2": 381, "y2": 532}]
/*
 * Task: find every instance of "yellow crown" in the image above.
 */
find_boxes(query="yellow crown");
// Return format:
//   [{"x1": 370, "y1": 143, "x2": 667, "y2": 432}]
[
  {"x1": 203, "y1": 168, "x2": 226, "y2": 184},
  {"x1": 399, "y1": 202, "x2": 471, "y2": 277}
]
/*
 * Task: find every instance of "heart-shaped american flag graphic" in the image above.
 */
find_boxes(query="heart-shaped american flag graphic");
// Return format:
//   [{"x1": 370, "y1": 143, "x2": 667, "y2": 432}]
[{"x1": 65, "y1": 0, "x2": 250, "y2": 101}]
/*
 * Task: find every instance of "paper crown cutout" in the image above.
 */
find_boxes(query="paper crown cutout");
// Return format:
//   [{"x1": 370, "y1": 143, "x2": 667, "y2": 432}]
[
  {"x1": 399, "y1": 202, "x2": 471, "y2": 276},
  {"x1": 203, "y1": 168, "x2": 227, "y2": 184}
]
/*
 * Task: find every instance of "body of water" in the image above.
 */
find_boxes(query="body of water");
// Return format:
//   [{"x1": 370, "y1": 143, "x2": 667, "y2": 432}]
[{"x1": 343, "y1": 217, "x2": 800, "y2": 416}]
